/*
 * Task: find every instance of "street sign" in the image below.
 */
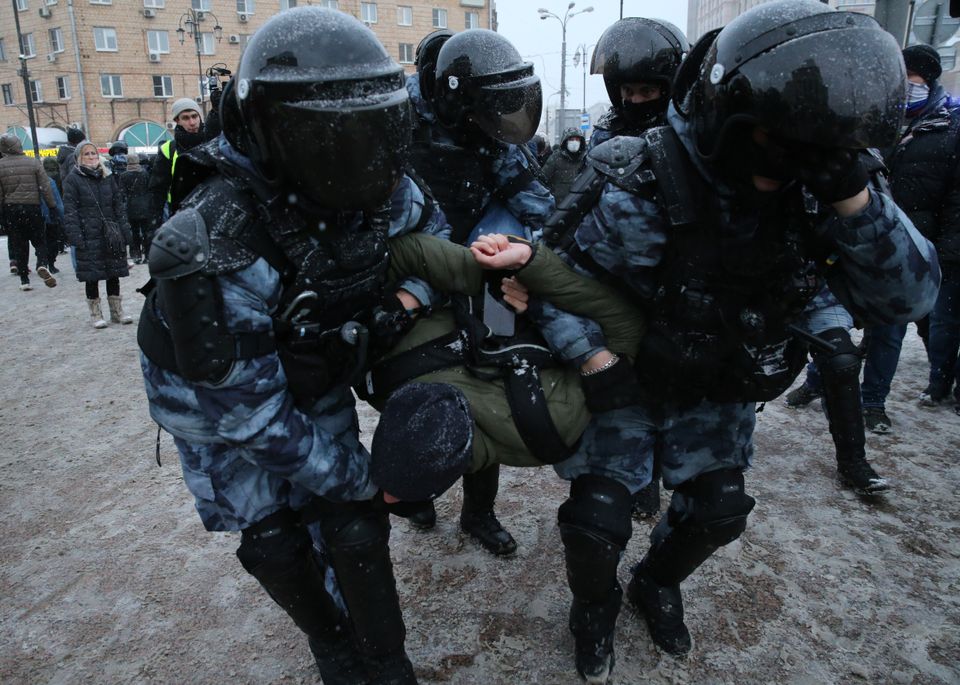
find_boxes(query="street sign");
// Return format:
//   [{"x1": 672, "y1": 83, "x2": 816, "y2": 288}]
[
  {"x1": 580, "y1": 112, "x2": 590, "y2": 132},
  {"x1": 912, "y1": 0, "x2": 960, "y2": 46}
]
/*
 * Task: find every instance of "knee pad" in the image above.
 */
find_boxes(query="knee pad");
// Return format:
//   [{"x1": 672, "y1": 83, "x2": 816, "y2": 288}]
[
  {"x1": 237, "y1": 509, "x2": 311, "y2": 580},
  {"x1": 558, "y1": 475, "x2": 633, "y2": 600},
  {"x1": 320, "y1": 502, "x2": 391, "y2": 553},
  {"x1": 672, "y1": 468, "x2": 755, "y2": 547},
  {"x1": 813, "y1": 328, "x2": 861, "y2": 382}
]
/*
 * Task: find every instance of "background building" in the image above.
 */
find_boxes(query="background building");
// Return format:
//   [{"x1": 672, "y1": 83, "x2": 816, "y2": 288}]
[
  {"x1": 0, "y1": 0, "x2": 494, "y2": 152},
  {"x1": 686, "y1": 0, "x2": 960, "y2": 94}
]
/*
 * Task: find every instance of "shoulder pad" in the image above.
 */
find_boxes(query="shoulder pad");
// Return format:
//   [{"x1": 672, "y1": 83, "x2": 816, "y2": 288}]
[
  {"x1": 185, "y1": 175, "x2": 264, "y2": 275},
  {"x1": 149, "y1": 207, "x2": 209, "y2": 280},
  {"x1": 586, "y1": 136, "x2": 655, "y2": 185}
]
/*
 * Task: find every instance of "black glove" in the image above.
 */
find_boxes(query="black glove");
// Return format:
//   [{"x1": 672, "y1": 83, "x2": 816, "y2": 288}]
[
  {"x1": 371, "y1": 492, "x2": 434, "y2": 519},
  {"x1": 209, "y1": 86, "x2": 222, "y2": 110},
  {"x1": 791, "y1": 148, "x2": 869, "y2": 205},
  {"x1": 370, "y1": 293, "x2": 416, "y2": 350},
  {"x1": 580, "y1": 355, "x2": 642, "y2": 413}
]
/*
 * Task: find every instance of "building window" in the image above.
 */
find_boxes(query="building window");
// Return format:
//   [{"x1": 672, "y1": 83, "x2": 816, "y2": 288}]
[
  {"x1": 192, "y1": 0, "x2": 211, "y2": 10},
  {"x1": 200, "y1": 33, "x2": 216, "y2": 55},
  {"x1": 100, "y1": 74, "x2": 123, "y2": 97},
  {"x1": 0, "y1": 38, "x2": 7, "y2": 61},
  {"x1": 153, "y1": 75, "x2": 173, "y2": 97},
  {"x1": 398, "y1": 42, "x2": 413, "y2": 64},
  {"x1": 2, "y1": 84, "x2": 14, "y2": 105},
  {"x1": 397, "y1": 6, "x2": 411, "y2": 25},
  {"x1": 49, "y1": 28, "x2": 65, "y2": 53},
  {"x1": 144, "y1": 0, "x2": 165, "y2": 7},
  {"x1": 46, "y1": 0, "x2": 58, "y2": 5},
  {"x1": 20, "y1": 33, "x2": 37, "y2": 58},
  {"x1": 319, "y1": 0, "x2": 336, "y2": 7},
  {"x1": 465, "y1": 11, "x2": 479, "y2": 29},
  {"x1": 93, "y1": 27, "x2": 118, "y2": 51},
  {"x1": 15, "y1": 0, "x2": 27, "y2": 10},
  {"x1": 360, "y1": 2, "x2": 377, "y2": 23},
  {"x1": 29, "y1": 80, "x2": 43, "y2": 103},
  {"x1": 280, "y1": 0, "x2": 297, "y2": 9},
  {"x1": 90, "y1": 0, "x2": 112, "y2": 4},
  {"x1": 432, "y1": 8, "x2": 447, "y2": 28},
  {"x1": 237, "y1": 0, "x2": 254, "y2": 12},
  {"x1": 56, "y1": 75, "x2": 70, "y2": 98},
  {"x1": 147, "y1": 30, "x2": 169, "y2": 54}
]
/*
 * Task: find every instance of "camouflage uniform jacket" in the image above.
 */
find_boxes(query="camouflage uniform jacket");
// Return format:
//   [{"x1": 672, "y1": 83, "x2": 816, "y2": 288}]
[{"x1": 141, "y1": 160, "x2": 450, "y2": 532}]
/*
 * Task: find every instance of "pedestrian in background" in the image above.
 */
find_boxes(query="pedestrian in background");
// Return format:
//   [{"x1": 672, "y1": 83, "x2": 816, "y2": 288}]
[
  {"x1": 62, "y1": 141, "x2": 133, "y2": 328},
  {"x1": 119, "y1": 153, "x2": 153, "y2": 263},
  {"x1": 0, "y1": 134, "x2": 57, "y2": 291},
  {"x1": 541, "y1": 128, "x2": 587, "y2": 202}
]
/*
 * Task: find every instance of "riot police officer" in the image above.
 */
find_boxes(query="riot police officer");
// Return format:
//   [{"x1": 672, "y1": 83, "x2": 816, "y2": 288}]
[
  {"x1": 404, "y1": 28, "x2": 603, "y2": 556},
  {"x1": 588, "y1": 17, "x2": 688, "y2": 150},
  {"x1": 543, "y1": 2, "x2": 940, "y2": 681},
  {"x1": 137, "y1": 9, "x2": 450, "y2": 684}
]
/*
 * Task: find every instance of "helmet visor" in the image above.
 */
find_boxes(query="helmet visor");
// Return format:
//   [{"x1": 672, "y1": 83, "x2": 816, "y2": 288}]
[
  {"x1": 701, "y1": 27, "x2": 905, "y2": 157},
  {"x1": 469, "y1": 75, "x2": 542, "y2": 145},
  {"x1": 264, "y1": 89, "x2": 411, "y2": 210}
]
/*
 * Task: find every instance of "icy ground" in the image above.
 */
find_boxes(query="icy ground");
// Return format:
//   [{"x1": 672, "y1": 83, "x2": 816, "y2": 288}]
[{"x1": 0, "y1": 243, "x2": 957, "y2": 684}]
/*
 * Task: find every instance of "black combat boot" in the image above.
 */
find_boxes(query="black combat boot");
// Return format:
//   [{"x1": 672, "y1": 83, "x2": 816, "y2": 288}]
[
  {"x1": 570, "y1": 589, "x2": 621, "y2": 683},
  {"x1": 308, "y1": 635, "x2": 370, "y2": 685},
  {"x1": 626, "y1": 559, "x2": 690, "y2": 656},
  {"x1": 460, "y1": 465, "x2": 517, "y2": 556},
  {"x1": 813, "y1": 328, "x2": 890, "y2": 497},
  {"x1": 405, "y1": 499, "x2": 437, "y2": 530}
]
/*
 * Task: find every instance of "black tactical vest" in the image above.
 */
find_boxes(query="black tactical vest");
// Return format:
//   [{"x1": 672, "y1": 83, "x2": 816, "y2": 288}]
[
  {"x1": 548, "y1": 129, "x2": 826, "y2": 404},
  {"x1": 407, "y1": 121, "x2": 494, "y2": 244}
]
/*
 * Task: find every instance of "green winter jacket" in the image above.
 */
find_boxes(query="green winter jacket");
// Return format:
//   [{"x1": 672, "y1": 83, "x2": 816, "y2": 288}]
[{"x1": 382, "y1": 234, "x2": 644, "y2": 472}]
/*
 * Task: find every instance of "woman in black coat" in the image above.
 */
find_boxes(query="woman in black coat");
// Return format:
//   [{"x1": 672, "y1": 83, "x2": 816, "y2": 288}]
[{"x1": 62, "y1": 141, "x2": 133, "y2": 328}]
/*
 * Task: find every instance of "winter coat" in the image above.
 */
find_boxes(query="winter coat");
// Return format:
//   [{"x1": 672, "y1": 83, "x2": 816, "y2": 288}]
[
  {"x1": 146, "y1": 125, "x2": 213, "y2": 222},
  {"x1": 541, "y1": 129, "x2": 586, "y2": 202},
  {"x1": 56, "y1": 145, "x2": 77, "y2": 182},
  {"x1": 62, "y1": 166, "x2": 131, "y2": 282},
  {"x1": 0, "y1": 135, "x2": 56, "y2": 207},
  {"x1": 369, "y1": 234, "x2": 645, "y2": 472},
  {"x1": 883, "y1": 86, "x2": 960, "y2": 265},
  {"x1": 39, "y1": 182, "x2": 64, "y2": 225},
  {"x1": 119, "y1": 167, "x2": 153, "y2": 223}
]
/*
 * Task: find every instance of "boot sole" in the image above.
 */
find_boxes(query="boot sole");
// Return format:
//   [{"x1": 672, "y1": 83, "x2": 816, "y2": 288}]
[
  {"x1": 837, "y1": 474, "x2": 890, "y2": 496},
  {"x1": 36, "y1": 266, "x2": 57, "y2": 288}
]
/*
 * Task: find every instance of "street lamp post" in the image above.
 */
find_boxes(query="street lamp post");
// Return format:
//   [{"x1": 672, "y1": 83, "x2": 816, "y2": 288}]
[
  {"x1": 10, "y1": 0, "x2": 41, "y2": 156},
  {"x1": 176, "y1": 8, "x2": 223, "y2": 108},
  {"x1": 539, "y1": 3, "x2": 593, "y2": 140}
]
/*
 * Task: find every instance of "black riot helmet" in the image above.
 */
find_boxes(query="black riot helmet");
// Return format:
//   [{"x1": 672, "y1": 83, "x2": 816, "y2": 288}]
[
  {"x1": 433, "y1": 29, "x2": 542, "y2": 145},
  {"x1": 591, "y1": 18, "x2": 688, "y2": 111},
  {"x1": 683, "y1": 0, "x2": 906, "y2": 161},
  {"x1": 415, "y1": 29, "x2": 454, "y2": 101},
  {"x1": 232, "y1": 7, "x2": 411, "y2": 210}
]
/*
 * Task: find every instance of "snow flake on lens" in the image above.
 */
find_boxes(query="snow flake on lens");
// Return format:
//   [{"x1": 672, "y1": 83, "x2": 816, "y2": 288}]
[
  {"x1": 448, "y1": 76, "x2": 459, "y2": 90},
  {"x1": 237, "y1": 79, "x2": 250, "y2": 100},
  {"x1": 710, "y1": 64, "x2": 725, "y2": 85}
]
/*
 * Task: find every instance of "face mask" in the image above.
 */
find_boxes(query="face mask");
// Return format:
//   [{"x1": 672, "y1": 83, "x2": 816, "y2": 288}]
[
  {"x1": 566, "y1": 140, "x2": 581, "y2": 153},
  {"x1": 907, "y1": 81, "x2": 930, "y2": 105}
]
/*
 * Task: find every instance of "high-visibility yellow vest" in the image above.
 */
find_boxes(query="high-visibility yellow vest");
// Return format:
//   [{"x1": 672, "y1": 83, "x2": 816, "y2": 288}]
[{"x1": 159, "y1": 139, "x2": 178, "y2": 204}]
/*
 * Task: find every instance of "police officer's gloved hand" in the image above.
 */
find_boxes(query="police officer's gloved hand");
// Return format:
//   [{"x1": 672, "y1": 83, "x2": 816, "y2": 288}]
[
  {"x1": 580, "y1": 354, "x2": 641, "y2": 413},
  {"x1": 792, "y1": 147, "x2": 869, "y2": 205},
  {"x1": 209, "y1": 86, "x2": 222, "y2": 110},
  {"x1": 278, "y1": 347, "x2": 330, "y2": 407},
  {"x1": 371, "y1": 491, "x2": 433, "y2": 519},
  {"x1": 371, "y1": 293, "x2": 416, "y2": 349}
]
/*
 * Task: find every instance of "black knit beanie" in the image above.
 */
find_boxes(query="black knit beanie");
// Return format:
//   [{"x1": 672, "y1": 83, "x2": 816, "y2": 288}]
[
  {"x1": 903, "y1": 44, "x2": 942, "y2": 84},
  {"x1": 371, "y1": 382, "x2": 473, "y2": 502}
]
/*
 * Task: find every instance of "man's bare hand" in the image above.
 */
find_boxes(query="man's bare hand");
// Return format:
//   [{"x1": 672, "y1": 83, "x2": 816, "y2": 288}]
[
  {"x1": 469, "y1": 234, "x2": 533, "y2": 270},
  {"x1": 501, "y1": 277, "x2": 529, "y2": 313}
]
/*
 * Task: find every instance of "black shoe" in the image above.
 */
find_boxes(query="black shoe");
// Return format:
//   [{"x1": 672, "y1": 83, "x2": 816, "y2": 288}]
[
  {"x1": 307, "y1": 634, "x2": 369, "y2": 685},
  {"x1": 460, "y1": 509, "x2": 517, "y2": 556},
  {"x1": 48, "y1": 264, "x2": 59, "y2": 274},
  {"x1": 406, "y1": 500, "x2": 437, "y2": 531},
  {"x1": 570, "y1": 598, "x2": 617, "y2": 684},
  {"x1": 863, "y1": 407, "x2": 892, "y2": 434},
  {"x1": 364, "y1": 653, "x2": 418, "y2": 685},
  {"x1": 785, "y1": 383, "x2": 820, "y2": 408},
  {"x1": 837, "y1": 453, "x2": 889, "y2": 496},
  {"x1": 627, "y1": 563, "x2": 691, "y2": 656},
  {"x1": 632, "y1": 481, "x2": 660, "y2": 520}
]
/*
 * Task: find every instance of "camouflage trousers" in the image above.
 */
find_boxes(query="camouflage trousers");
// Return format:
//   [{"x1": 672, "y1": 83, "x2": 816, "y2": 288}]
[{"x1": 553, "y1": 397, "x2": 756, "y2": 493}]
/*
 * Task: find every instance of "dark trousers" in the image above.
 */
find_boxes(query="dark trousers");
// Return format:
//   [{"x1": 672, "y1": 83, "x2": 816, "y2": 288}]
[
  {"x1": 928, "y1": 265, "x2": 960, "y2": 400},
  {"x1": 4, "y1": 204, "x2": 48, "y2": 282},
  {"x1": 129, "y1": 218, "x2": 152, "y2": 261},
  {"x1": 85, "y1": 278, "x2": 120, "y2": 299},
  {"x1": 43, "y1": 222, "x2": 61, "y2": 268}
]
